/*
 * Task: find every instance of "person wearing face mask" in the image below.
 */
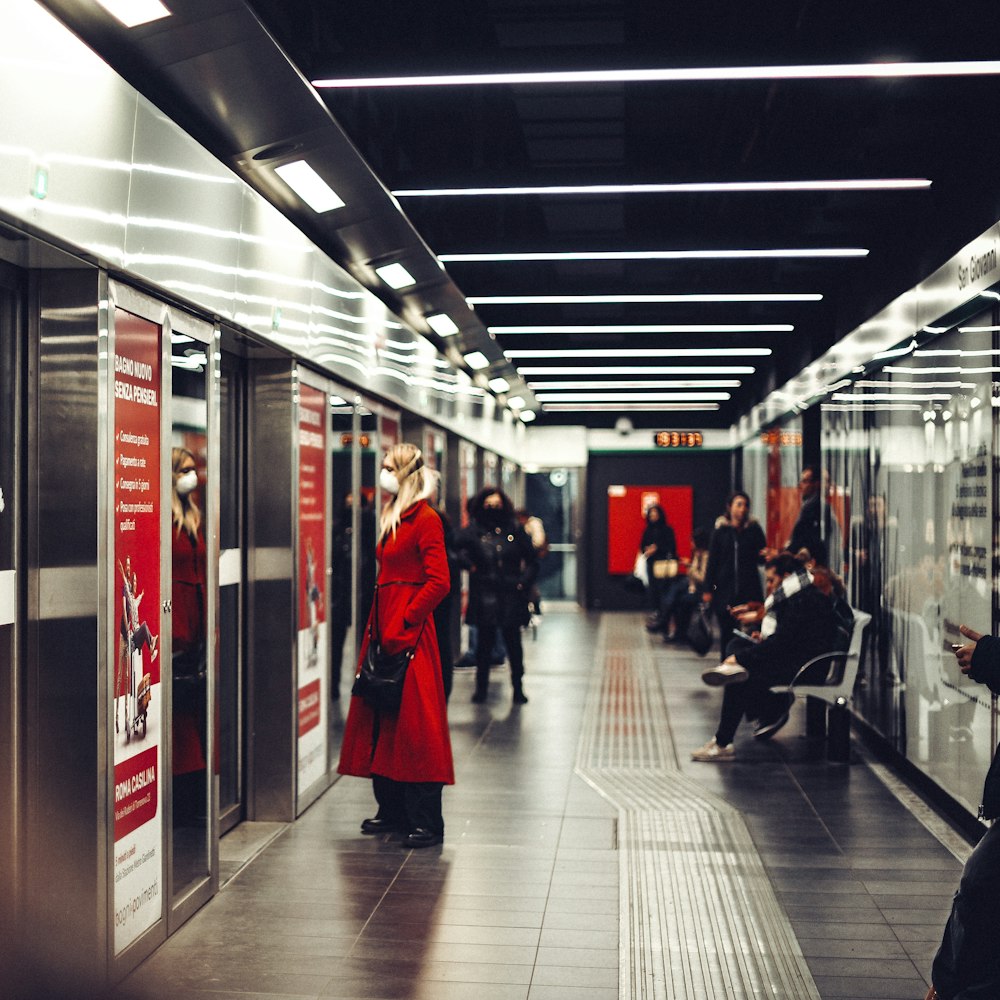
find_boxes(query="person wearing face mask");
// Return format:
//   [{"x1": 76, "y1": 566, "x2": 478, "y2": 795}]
[
  {"x1": 455, "y1": 486, "x2": 539, "y2": 705},
  {"x1": 338, "y1": 443, "x2": 453, "y2": 849},
  {"x1": 170, "y1": 447, "x2": 207, "y2": 822}
]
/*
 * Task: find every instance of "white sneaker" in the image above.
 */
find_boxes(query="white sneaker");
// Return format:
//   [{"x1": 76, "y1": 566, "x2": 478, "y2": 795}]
[
  {"x1": 701, "y1": 662, "x2": 749, "y2": 686},
  {"x1": 691, "y1": 738, "x2": 735, "y2": 762}
]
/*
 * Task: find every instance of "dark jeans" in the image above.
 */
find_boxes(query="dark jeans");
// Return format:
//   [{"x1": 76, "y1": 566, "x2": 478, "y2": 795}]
[
  {"x1": 932, "y1": 821, "x2": 1000, "y2": 999},
  {"x1": 372, "y1": 774, "x2": 444, "y2": 837},
  {"x1": 656, "y1": 578, "x2": 689, "y2": 630},
  {"x1": 714, "y1": 636, "x2": 791, "y2": 746},
  {"x1": 475, "y1": 622, "x2": 524, "y2": 694}
]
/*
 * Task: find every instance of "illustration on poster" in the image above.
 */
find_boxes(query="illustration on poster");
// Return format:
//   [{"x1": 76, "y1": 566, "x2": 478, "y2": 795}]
[
  {"x1": 0, "y1": 484, "x2": 4, "y2": 513},
  {"x1": 116, "y1": 555, "x2": 156, "y2": 744},
  {"x1": 305, "y1": 537, "x2": 323, "y2": 667}
]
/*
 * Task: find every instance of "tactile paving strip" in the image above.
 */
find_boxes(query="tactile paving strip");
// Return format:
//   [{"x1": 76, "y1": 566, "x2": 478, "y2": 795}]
[{"x1": 577, "y1": 615, "x2": 821, "y2": 1000}]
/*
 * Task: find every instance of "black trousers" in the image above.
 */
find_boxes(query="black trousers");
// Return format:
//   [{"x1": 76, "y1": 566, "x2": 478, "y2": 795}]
[
  {"x1": 475, "y1": 622, "x2": 524, "y2": 693},
  {"x1": 372, "y1": 774, "x2": 444, "y2": 837},
  {"x1": 714, "y1": 636, "x2": 791, "y2": 746},
  {"x1": 932, "y1": 821, "x2": 1000, "y2": 999}
]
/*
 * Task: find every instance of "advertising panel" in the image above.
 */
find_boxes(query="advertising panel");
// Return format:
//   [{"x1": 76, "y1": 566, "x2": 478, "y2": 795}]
[
  {"x1": 111, "y1": 309, "x2": 162, "y2": 954},
  {"x1": 607, "y1": 485, "x2": 693, "y2": 575},
  {"x1": 297, "y1": 383, "x2": 327, "y2": 797}
]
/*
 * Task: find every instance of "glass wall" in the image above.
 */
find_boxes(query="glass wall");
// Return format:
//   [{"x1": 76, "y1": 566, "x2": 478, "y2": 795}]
[{"x1": 825, "y1": 307, "x2": 997, "y2": 814}]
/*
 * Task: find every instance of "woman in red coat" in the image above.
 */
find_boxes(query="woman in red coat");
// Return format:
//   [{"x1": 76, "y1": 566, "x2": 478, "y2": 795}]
[{"x1": 338, "y1": 443, "x2": 453, "y2": 847}]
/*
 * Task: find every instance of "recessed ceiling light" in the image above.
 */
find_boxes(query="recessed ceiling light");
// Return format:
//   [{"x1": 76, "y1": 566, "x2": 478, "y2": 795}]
[
  {"x1": 535, "y1": 392, "x2": 730, "y2": 402},
  {"x1": 505, "y1": 348, "x2": 771, "y2": 358},
  {"x1": 488, "y1": 377, "x2": 510, "y2": 392},
  {"x1": 273, "y1": 160, "x2": 345, "y2": 213},
  {"x1": 506, "y1": 396, "x2": 526, "y2": 409},
  {"x1": 394, "y1": 180, "x2": 930, "y2": 197},
  {"x1": 518, "y1": 366, "x2": 756, "y2": 375},
  {"x1": 440, "y1": 248, "x2": 869, "y2": 262},
  {"x1": 313, "y1": 61, "x2": 1000, "y2": 89},
  {"x1": 374, "y1": 262, "x2": 417, "y2": 289},
  {"x1": 489, "y1": 324, "x2": 793, "y2": 334},
  {"x1": 426, "y1": 313, "x2": 460, "y2": 336},
  {"x1": 519, "y1": 410, "x2": 537, "y2": 422},
  {"x1": 95, "y1": 0, "x2": 171, "y2": 27},
  {"x1": 463, "y1": 351, "x2": 491, "y2": 370},
  {"x1": 471, "y1": 293, "x2": 820, "y2": 304}
]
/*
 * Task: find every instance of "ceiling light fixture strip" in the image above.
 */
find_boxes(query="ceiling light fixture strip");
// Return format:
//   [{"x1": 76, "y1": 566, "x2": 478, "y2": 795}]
[
  {"x1": 440, "y1": 249, "x2": 869, "y2": 262},
  {"x1": 469, "y1": 293, "x2": 821, "y2": 304},
  {"x1": 395, "y1": 180, "x2": 930, "y2": 197},
  {"x1": 313, "y1": 61, "x2": 1000, "y2": 89}
]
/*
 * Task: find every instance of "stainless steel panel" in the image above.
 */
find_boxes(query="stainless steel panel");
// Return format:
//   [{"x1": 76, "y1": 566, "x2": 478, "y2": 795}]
[
  {"x1": 25, "y1": 268, "x2": 109, "y2": 995},
  {"x1": 247, "y1": 360, "x2": 296, "y2": 821}
]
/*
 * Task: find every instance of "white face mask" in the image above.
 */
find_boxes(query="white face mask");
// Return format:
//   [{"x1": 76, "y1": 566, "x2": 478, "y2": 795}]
[
  {"x1": 175, "y1": 470, "x2": 198, "y2": 496},
  {"x1": 379, "y1": 467, "x2": 400, "y2": 495}
]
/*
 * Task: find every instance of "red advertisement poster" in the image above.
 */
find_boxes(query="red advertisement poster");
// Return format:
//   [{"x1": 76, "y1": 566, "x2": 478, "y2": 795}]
[
  {"x1": 111, "y1": 308, "x2": 162, "y2": 954},
  {"x1": 297, "y1": 383, "x2": 327, "y2": 796},
  {"x1": 606, "y1": 485, "x2": 693, "y2": 575}
]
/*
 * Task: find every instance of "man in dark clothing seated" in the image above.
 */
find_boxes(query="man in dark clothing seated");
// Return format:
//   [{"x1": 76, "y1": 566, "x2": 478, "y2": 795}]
[{"x1": 691, "y1": 552, "x2": 837, "y2": 762}]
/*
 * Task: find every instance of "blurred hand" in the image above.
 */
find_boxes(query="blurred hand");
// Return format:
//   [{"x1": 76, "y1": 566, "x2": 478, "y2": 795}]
[{"x1": 954, "y1": 624, "x2": 983, "y2": 673}]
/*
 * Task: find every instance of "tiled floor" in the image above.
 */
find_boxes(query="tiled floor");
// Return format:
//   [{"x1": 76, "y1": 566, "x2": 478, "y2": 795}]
[{"x1": 112, "y1": 608, "x2": 971, "y2": 1000}]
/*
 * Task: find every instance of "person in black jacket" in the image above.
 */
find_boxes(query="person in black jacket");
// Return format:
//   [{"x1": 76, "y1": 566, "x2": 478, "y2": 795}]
[
  {"x1": 639, "y1": 504, "x2": 677, "y2": 626},
  {"x1": 702, "y1": 491, "x2": 767, "y2": 652},
  {"x1": 455, "y1": 486, "x2": 539, "y2": 705},
  {"x1": 692, "y1": 552, "x2": 837, "y2": 761},
  {"x1": 925, "y1": 624, "x2": 1000, "y2": 1000}
]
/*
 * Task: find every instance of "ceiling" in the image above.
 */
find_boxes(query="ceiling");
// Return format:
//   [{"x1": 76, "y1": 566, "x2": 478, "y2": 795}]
[
  {"x1": 241, "y1": 0, "x2": 1000, "y2": 430},
  {"x1": 42, "y1": 0, "x2": 1000, "y2": 430}
]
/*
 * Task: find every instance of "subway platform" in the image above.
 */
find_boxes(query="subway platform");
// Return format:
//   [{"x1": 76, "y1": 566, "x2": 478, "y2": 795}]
[{"x1": 110, "y1": 607, "x2": 972, "y2": 1000}]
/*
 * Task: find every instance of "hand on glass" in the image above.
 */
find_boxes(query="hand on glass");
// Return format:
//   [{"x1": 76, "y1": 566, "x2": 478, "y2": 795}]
[{"x1": 953, "y1": 624, "x2": 982, "y2": 673}]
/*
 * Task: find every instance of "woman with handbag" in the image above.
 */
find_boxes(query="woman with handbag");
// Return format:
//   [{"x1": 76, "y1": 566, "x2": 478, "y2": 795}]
[
  {"x1": 640, "y1": 504, "x2": 677, "y2": 631},
  {"x1": 338, "y1": 443, "x2": 453, "y2": 849}
]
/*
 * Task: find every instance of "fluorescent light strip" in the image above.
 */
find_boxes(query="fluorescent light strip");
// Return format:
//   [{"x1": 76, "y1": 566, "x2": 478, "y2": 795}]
[
  {"x1": 518, "y1": 366, "x2": 755, "y2": 375},
  {"x1": 472, "y1": 293, "x2": 820, "y2": 304},
  {"x1": 541, "y1": 402, "x2": 721, "y2": 412},
  {"x1": 854, "y1": 380, "x2": 975, "y2": 389},
  {"x1": 535, "y1": 392, "x2": 730, "y2": 402},
  {"x1": 274, "y1": 160, "x2": 345, "y2": 213},
  {"x1": 490, "y1": 324, "x2": 793, "y2": 334},
  {"x1": 832, "y1": 392, "x2": 953, "y2": 401},
  {"x1": 441, "y1": 248, "x2": 869, "y2": 262},
  {"x1": 958, "y1": 325, "x2": 1000, "y2": 332},
  {"x1": 505, "y1": 348, "x2": 771, "y2": 358},
  {"x1": 313, "y1": 61, "x2": 1000, "y2": 89},
  {"x1": 527, "y1": 379, "x2": 740, "y2": 389},
  {"x1": 395, "y1": 180, "x2": 930, "y2": 197}
]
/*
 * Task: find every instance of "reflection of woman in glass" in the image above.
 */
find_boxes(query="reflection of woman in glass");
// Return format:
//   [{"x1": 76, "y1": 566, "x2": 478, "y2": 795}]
[
  {"x1": 171, "y1": 447, "x2": 207, "y2": 821},
  {"x1": 338, "y1": 443, "x2": 453, "y2": 848}
]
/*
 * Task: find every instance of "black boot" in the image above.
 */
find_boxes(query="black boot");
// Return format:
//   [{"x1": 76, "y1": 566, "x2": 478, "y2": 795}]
[
  {"x1": 511, "y1": 669, "x2": 528, "y2": 704},
  {"x1": 471, "y1": 664, "x2": 489, "y2": 703}
]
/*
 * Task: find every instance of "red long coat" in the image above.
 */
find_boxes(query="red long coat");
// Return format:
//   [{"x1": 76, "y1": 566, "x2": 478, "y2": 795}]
[{"x1": 338, "y1": 500, "x2": 454, "y2": 784}]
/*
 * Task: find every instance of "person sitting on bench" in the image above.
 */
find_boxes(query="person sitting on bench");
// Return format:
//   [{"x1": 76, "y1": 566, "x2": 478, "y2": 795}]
[{"x1": 691, "y1": 551, "x2": 837, "y2": 762}]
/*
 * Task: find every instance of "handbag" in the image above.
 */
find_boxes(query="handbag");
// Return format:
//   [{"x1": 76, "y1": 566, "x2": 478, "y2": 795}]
[
  {"x1": 686, "y1": 602, "x2": 713, "y2": 656},
  {"x1": 632, "y1": 552, "x2": 649, "y2": 587},
  {"x1": 351, "y1": 585, "x2": 425, "y2": 714},
  {"x1": 652, "y1": 558, "x2": 679, "y2": 580}
]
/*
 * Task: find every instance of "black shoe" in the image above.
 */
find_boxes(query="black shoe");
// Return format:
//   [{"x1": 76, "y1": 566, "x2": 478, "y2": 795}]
[
  {"x1": 361, "y1": 816, "x2": 400, "y2": 835},
  {"x1": 512, "y1": 688, "x2": 528, "y2": 704},
  {"x1": 753, "y1": 692, "x2": 795, "y2": 741},
  {"x1": 454, "y1": 655, "x2": 476, "y2": 669},
  {"x1": 404, "y1": 828, "x2": 443, "y2": 848},
  {"x1": 645, "y1": 618, "x2": 663, "y2": 632}
]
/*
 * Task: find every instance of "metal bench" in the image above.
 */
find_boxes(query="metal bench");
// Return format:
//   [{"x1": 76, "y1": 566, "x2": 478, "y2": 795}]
[{"x1": 773, "y1": 609, "x2": 871, "y2": 763}]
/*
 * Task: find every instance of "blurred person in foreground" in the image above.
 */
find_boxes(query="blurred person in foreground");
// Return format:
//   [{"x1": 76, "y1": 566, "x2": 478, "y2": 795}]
[{"x1": 924, "y1": 624, "x2": 1000, "y2": 1000}]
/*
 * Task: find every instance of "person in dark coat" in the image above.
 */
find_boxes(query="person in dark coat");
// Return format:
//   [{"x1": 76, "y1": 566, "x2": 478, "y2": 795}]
[
  {"x1": 455, "y1": 486, "x2": 539, "y2": 705},
  {"x1": 338, "y1": 443, "x2": 453, "y2": 848},
  {"x1": 639, "y1": 503, "x2": 677, "y2": 625},
  {"x1": 925, "y1": 624, "x2": 1000, "y2": 1000},
  {"x1": 328, "y1": 492, "x2": 353, "y2": 701},
  {"x1": 692, "y1": 552, "x2": 837, "y2": 761},
  {"x1": 702, "y1": 491, "x2": 767, "y2": 652}
]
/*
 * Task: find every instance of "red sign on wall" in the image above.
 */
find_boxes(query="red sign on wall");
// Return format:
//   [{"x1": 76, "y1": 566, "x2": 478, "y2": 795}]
[{"x1": 607, "y1": 485, "x2": 693, "y2": 575}]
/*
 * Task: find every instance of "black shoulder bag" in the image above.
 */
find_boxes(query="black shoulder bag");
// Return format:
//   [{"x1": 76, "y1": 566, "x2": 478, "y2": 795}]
[{"x1": 351, "y1": 584, "x2": 425, "y2": 714}]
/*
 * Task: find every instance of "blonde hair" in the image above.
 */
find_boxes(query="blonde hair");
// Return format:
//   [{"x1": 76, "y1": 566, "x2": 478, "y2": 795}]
[
  {"x1": 171, "y1": 446, "x2": 202, "y2": 538},
  {"x1": 379, "y1": 442, "x2": 438, "y2": 541}
]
